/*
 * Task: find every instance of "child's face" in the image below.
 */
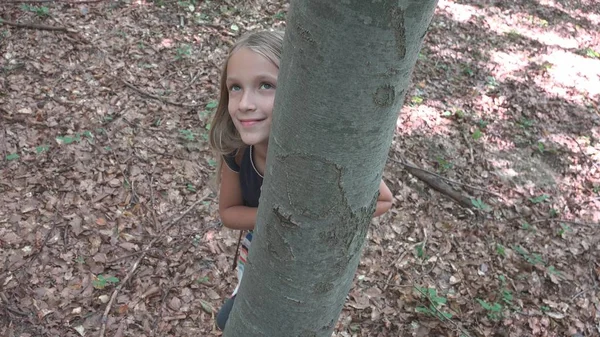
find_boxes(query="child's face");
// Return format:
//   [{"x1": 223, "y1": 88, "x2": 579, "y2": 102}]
[{"x1": 226, "y1": 47, "x2": 279, "y2": 148}]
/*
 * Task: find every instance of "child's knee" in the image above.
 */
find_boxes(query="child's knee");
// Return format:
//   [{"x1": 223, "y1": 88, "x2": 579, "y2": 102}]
[{"x1": 215, "y1": 296, "x2": 235, "y2": 330}]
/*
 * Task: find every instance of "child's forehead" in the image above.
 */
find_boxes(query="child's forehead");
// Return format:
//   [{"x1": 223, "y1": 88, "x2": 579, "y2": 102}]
[{"x1": 226, "y1": 48, "x2": 279, "y2": 74}]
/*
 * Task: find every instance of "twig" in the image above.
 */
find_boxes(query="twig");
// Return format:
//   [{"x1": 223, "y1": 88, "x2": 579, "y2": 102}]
[
  {"x1": 0, "y1": 18, "x2": 74, "y2": 32},
  {"x1": 530, "y1": 218, "x2": 596, "y2": 227},
  {"x1": 99, "y1": 190, "x2": 211, "y2": 337},
  {"x1": 461, "y1": 131, "x2": 475, "y2": 163},
  {"x1": 388, "y1": 156, "x2": 504, "y2": 199},
  {"x1": 389, "y1": 156, "x2": 474, "y2": 209},
  {"x1": 2, "y1": 0, "x2": 106, "y2": 3},
  {"x1": 149, "y1": 174, "x2": 159, "y2": 232},
  {"x1": 117, "y1": 77, "x2": 201, "y2": 108}
]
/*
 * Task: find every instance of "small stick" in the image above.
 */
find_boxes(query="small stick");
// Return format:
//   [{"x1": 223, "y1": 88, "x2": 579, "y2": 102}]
[
  {"x1": 388, "y1": 156, "x2": 504, "y2": 199},
  {"x1": 118, "y1": 78, "x2": 200, "y2": 108},
  {"x1": 149, "y1": 174, "x2": 159, "y2": 232},
  {"x1": 530, "y1": 218, "x2": 596, "y2": 227},
  {"x1": 99, "y1": 191, "x2": 211, "y2": 337},
  {"x1": 1, "y1": 0, "x2": 106, "y2": 3},
  {"x1": 0, "y1": 18, "x2": 73, "y2": 32}
]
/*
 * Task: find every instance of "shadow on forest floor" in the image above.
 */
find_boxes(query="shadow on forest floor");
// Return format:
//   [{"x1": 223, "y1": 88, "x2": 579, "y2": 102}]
[{"x1": 0, "y1": 0, "x2": 598, "y2": 336}]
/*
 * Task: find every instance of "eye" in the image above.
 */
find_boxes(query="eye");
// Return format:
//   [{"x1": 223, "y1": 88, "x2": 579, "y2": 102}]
[
  {"x1": 260, "y1": 82, "x2": 274, "y2": 90},
  {"x1": 229, "y1": 84, "x2": 241, "y2": 92}
]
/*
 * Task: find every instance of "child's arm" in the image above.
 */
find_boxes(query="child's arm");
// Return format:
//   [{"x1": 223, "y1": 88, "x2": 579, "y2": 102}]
[
  {"x1": 219, "y1": 162, "x2": 257, "y2": 230},
  {"x1": 373, "y1": 179, "x2": 393, "y2": 217}
]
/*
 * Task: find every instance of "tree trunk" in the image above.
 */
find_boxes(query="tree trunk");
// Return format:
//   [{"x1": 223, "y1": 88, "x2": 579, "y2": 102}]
[{"x1": 224, "y1": 1, "x2": 438, "y2": 336}]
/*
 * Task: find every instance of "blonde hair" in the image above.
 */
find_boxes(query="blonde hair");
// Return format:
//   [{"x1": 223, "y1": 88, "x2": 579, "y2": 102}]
[{"x1": 208, "y1": 30, "x2": 284, "y2": 183}]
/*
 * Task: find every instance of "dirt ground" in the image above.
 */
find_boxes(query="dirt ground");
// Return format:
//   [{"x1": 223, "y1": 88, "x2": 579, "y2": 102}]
[{"x1": 1, "y1": 0, "x2": 599, "y2": 336}]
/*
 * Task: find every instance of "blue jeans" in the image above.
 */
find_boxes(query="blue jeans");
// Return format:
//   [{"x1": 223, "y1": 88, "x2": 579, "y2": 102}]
[{"x1": 216, "y1": 296, "x2": 236, "y2": 330}]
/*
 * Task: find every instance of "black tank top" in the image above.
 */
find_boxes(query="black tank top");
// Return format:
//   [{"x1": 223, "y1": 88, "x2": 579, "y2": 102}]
[{"x1": 223, "y1": 146, "x2": 263, "y2": 208}]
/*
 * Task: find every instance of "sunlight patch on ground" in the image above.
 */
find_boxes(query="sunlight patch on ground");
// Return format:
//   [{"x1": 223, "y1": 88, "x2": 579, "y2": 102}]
[
  {"x1": 540, "y1": 50, "x2": 600, "y2": 99},
  {"x1": 489, "y1": 51, "x2": 530, "y2": 80},
  {"x1": 437, "y1": 0, "x2": 479, "y2": 22},
  {"x1": 396, "y1": 103, "x2": 452, "y2": 136}
]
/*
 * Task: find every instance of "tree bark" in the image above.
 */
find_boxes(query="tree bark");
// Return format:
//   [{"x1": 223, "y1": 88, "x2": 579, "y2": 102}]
[{"x1": 224, "y1": 1, "x2": 438, "y2": 336}]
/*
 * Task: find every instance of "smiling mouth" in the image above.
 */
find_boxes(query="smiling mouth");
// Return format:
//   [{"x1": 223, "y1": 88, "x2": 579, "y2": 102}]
[{"x1": 239, "y1": 119, "x2": 265, "y2": 127}]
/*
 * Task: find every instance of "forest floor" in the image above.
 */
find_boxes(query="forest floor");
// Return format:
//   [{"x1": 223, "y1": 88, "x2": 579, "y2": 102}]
[{"x1": 1, "y1": 0, "x2": 599, "y2": 336}]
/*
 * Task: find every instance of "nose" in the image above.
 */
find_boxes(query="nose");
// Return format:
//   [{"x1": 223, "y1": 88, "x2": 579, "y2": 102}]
[{"x1": 238, "y1": 90, "x2": 256, "y2": 112}]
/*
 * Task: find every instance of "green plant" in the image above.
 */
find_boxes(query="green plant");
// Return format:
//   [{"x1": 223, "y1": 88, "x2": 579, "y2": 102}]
[
  {"x1": 536, "y1": 141, "x2": 545, "y2": 153},
  {"x1": 187, "y1": 183, "x2": 196, "y2": 192},
  {"x1": 477, "y1": 298, "x2": 503, "y2": 320},
  {"x1": 476, "y1": 119, "x2": 488, "y2": 129},
  {"x1": 496, "y1": 243, "x2": 506, "y2": 257},
  {"x1": 415, "y1": 243, "x2": 426, "y2": 259},
  {"x1": 414, "y1": 287, "x2": 453, "y2": 320},
  {"x1": 549, "y1": 208, "x2": 558, "y2": 218},
  {"x1": 472, "y1": 128, "x2": 483, "y2": 140},
  {"x1": 20, "y1": 4, "x2": 50, "y2": 17},
  {"x1": 517, "y1": 118, "x2": 534, "y2": 129},
  {"x1": 192, "y1": 233, "x2": 201, "y2": 246},
  {"x1": 435, "y1": 156, "x2": 453, "y2": 172},
  {"x1": 463, "y1": 65, "x2": 474, "y2": 77},
  {"x1": 56, "y1": 134, "x2": 82, "y2": 145},
  {"x1": 506, "y1": 29, "x2": 522, "y2": 40},
  {"x1": 529, "y1": 194, "x2": 550, "y2": 204},
  {"x1": 521, "y1": 222, "x2": 533, "y2": 231},
  {"x1": 485, "y1": 76, "x2": 499, "y2": 89},
  {"x1": 513, "y1": 245, "x2": 544, "y2": 266},
  {"x1": 175, "y1": 44, "x2": 192, "y2": 60},
  {"x1": 179, "y1": 129, "x2": 195, "y2": 141},
  {"x1": 585, "y1": 47, "x2": 600, "y2": 59},
  {"x1": 93, "y1": 274, "x2": 119, "y2": 289},
  {"x1": 410, "y1": 95, "x2": 424, "y2": 105},
  {"x1": 557, "y1": 223, "x2": 571, "y2": 238},
  {"x1": 6, "y1": 153, "x2": 19, "y2": 161},
  {"x1": 471, "y1": 197, "x2": 491, "y2": 211},
  {"x1": 273, "y1": 11, "x2": 286, "y2": 20},
  {"x1": 206, "y1": 101, "x2": 218, "y2": 109},
  {"x1": 36, "y1": 145, "x2": 49, "y2": 154},
  {"x1": 196, "y1": 276, "x2": 210, "y2": 284},
  {"x1": 207, "y1": 158, "x2": 217, "y2": 167}
]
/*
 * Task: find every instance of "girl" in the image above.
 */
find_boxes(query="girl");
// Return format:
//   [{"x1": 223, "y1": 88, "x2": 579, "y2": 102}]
[{"x1": 208, "y1": 30, "x2": 393, "y2": 330}]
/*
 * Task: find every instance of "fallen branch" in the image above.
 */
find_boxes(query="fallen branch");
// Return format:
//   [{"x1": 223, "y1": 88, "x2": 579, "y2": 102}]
[
  {"x1": 389, "y1": 156, "x2": 503, "y2": 199},
  {"x1": 531, "y1": 218, "x2": 596, "y2": 227},
  {"x1": 98, "y1": 191, "x2": 211, "y2": 337},
  {"x1": 1, "y1": 0, "x2": 106, "y2": 3},
  {"x1": 117, "y1": 77, "x2": 201, "y2": 108},
  {"x1": 388, "y1": 156, "x2": 475, "y2": 209},
  {"x1": 0, "y1": 18, "x2": 73, "y2": 32}
]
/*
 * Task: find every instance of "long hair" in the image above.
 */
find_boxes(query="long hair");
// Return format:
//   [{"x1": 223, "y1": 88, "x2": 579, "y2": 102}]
[{"x1": 208, "y1": 30, "x2": 284, "y2": 184}]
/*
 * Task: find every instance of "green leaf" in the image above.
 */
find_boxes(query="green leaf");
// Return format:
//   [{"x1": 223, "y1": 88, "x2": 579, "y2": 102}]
[
  {"x1": 56, "y1": 135, "x2": 77, "y2": 145},
  {"x1": 206, "y1": 101, "x2": 218, "y2": 109},
  {"x1": 529, "y1": 194, "x2": 550, "y2": 204},
  {"x1": 199, "y1": 300, "x2": 214, "y2": 314},
  {"x1": 472, "y1": 128, "x2": 483, "y2": 140},
  {"x1": 6, "y1": 153, "x2": 20, "y2": 161},
  {"x1": 106, "y1": 276, "x2": 119, "y2": 284},
  {"x1": 36, "y1": 145, "x2": 49, "y2": 154},
  {"x1": 471, "y1": 197, "x2": 491, "y2": 211},
  {"x1": 196, "y1": 276, "x2": 210, "y2": 284}
]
